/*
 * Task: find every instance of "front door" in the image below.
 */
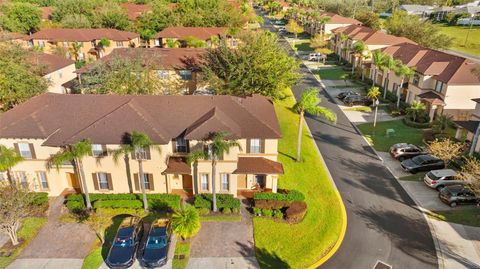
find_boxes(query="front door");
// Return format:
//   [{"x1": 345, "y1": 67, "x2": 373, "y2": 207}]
[
  {"x1": 182, "y1": 174, "x2": 193, "y2": 189},
  {"x1": 66, "y1": 172, "x2": 80, "y2": 189}
]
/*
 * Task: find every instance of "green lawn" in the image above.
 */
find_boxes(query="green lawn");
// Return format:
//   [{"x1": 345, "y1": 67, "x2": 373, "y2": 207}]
[
  {"x1": 428, "y1": 208, "x2": 480, "y2": 227},
  {"x1": 315, "y1": 67, "x2": 349, "y2": 80},
  {"x1": 0, "y1": 217, "x2": 47, "y2": 268},
  {"x1": 357, "y1": 120, "x2": 424, "y2": 152},
  {"x1": 172, "y1": 241, "x2": 191, "y2": 269},
  {"x1": 253, "y1": 88, "x2": 344, "y2": 269},
  {"x1": 437, "y1": 24, "x2": 480, "y2": 56}
]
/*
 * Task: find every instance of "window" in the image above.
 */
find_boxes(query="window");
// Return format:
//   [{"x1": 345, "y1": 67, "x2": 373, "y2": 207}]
[
  {"x1": 37, "y1": 171, "x2": 48, "y2": 189},
  {"x1": 179, "y1": 70, "x2": 192, "y2": 80},
  {"x1": 413, "y1": 74, "x2": 420, "y2": 86},
  {"x1": 97, "y1": 172, "x2": 109, "y2": 190},
  {"x1": 200, "y1": 173, "x2": 209, "y2": 191},
  {"x1": 221, "y1": 173, "x2": 229, "y2": 191},
  {"x1": 91, "y1": 144, "x2": 105, "y2": 157},
  {"x1": 18, "y1": 143, "x2": 33, "y2": 159},
  {"x1": 249, "y1": 139, "x2": 261, "y2": 153},
  {"x1": 157, "y1": 70, "x2": 169, "y2": 80},
  {"x1": 435, "y1": 80, "x2": 443, "y2": 93},
  {"x1": 16, "y1": 171, "x2": 27, "y2": 188},
  {"x1": 176, "y1": 137, "x2": 188, "y2": 153},
  {"x1": 116, "y1": 41, "x2": 123, "y2": 48}
]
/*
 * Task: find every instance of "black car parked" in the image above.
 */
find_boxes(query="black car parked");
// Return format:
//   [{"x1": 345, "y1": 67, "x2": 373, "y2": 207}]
[
  {"x1": 343, "y1": 95, "x2": 372, "y2": 106},
  {"x1": 439, "y1": 184, "x2": 479, "y2": 207},
  {"x1": 389, "y1": 143, "x2": 427, "y2": 161},
  {"x1": 106, "y1": 216, "x2": 144, "y2": 269},
  {"x1": 337, "y1": 91, "x2": 360, "y2": 100},
  {"x1": 401, "y1": 154, "x2": 445, "y2": 173},
  {"x1": 141, "y1": 219, "x2": 171, "y2": 268}
]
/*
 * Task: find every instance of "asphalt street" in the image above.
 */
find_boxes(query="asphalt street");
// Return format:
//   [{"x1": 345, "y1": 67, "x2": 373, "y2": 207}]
[{"x1": 261, "y1": 18, "x2": 438, "y2": 269}]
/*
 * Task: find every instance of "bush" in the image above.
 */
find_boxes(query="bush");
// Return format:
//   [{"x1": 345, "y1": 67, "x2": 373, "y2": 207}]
[
  {"x1": 403, "y1": 117, "x2": 431, "y2": 129},
  {"x1": 66, "y1": 200, "x2": 85, "y2": 213},
  {"x1": 232, "y1": 208, "x2": 239, "y2": 214},
  {"x1": 197, "y1": 208, "x2": 210, "y2": 215},
  {"x1": 285, "y1": 201, "x2": 307, "y2": 224},
  {"x1": 93, "y1": 200, "x2": 143, "y2": 209},
  {"x1": 274, "y1": 209, "x2": 284, "y2": 219},
  {"x1": 193, "y1": 194, "x2": 240, "y2": 210},
  {"x1": 253, "y1": 189, "x2": 305, "y2": 202},
  {"x1": 262, "y1": 208, "x2": 273, "y2": 217},
  {"x1": 222, "y1": 208, "x2": 232, "y2": 214},
  {"x1": 253, "y1": 207, "x2": 262, "y2": 215}
]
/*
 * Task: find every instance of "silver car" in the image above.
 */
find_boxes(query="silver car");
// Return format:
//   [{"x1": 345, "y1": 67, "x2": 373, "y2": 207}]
[{"x1": 424, "y1": 169, "x2": 464, "y2": 190}]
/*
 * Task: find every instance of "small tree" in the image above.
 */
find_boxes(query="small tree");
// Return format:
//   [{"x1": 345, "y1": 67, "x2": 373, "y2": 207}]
[
  {"x1": 172, "y1": 205, "x2": 201, "y2": 241},
  {"x1": 0, "y1": 183, "x2": 34, "y2": 246},
  {"x1": 459, "y1": 157, "x2": 480, "y2": 200},
  {"x1": 427, "y1": 139, "x2": 464, "y2": 167},
  {"x1": 406, "y1": 101, "x2": 426, "y2": 123},
  {"x1": 286, "y1": 19, "x2": 304, "y2": 48},
  {"x1": 294, "y1": 88, "x2": 336, "y2": 162},
  {"x1": 432, "y1": 114, "x2": 453, "y2": 135},
  {"x1": 0, "y1": 145, "x2": 24, "y2": 186}
]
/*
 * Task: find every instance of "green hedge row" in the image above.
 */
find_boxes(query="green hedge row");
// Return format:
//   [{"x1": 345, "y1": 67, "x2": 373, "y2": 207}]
[
  {"x1": 194, "y1": 194, "x2": 241, "y2": 210},
  {"x1": 253, "y1": 189, "x2": 305, "y2": 202}
]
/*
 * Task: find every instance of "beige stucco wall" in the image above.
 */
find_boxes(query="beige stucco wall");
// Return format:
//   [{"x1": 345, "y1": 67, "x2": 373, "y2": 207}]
[{"x1": 43, "y1": 64, "x2": 76, "y2": 94}]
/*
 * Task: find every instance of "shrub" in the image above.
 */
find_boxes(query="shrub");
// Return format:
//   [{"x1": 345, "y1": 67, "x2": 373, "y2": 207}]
[
  {"x1": 222, "y1": 208, "x2": 232, "y2": 214},
  {"x1": 66, "y1": 200, "x2": 85, "y2": 213},
  {"x1": 93, "y1": 200, "x2": 143, "y2": 209},
  {"x1": 253, "y1": 207, "x2": 262, "y2": 215},
  {"x1": 274, "y1": 210, "x2": 284, "y2": 219},
  {"x1": 262, "y1": 208, "x2": 273, "y2": 217},
  {"x1": 285, "y1": 201, "x2": 307, "y2": 224},
  {"x1": 197, "y1": 208, "x2": 210, "y2": 215},
  {"x1": 193, "y1": 194, "x2": 240, "y2": 210},
  {"x1": 232, "y1": 208, "x2": 239, "y2": 214}
]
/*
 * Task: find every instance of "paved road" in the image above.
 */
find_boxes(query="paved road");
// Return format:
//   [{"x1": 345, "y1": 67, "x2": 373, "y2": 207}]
[{"x1": 261, "y1": 17, "x2": 438, "y2": 268}]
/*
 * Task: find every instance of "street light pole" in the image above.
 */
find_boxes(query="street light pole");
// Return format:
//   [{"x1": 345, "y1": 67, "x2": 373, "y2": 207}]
[{"x1": 373, "y1": 99, "x2": 379, "y2": 127}]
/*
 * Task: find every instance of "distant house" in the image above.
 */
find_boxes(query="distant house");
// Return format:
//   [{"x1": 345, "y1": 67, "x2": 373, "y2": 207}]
[
  {"x1": 399, "y1": 4, "x2": 434, "y2": 19},
  {"x1": 303, "y1": 12, "x2": 362, "y2": 36},
  {"x1": 25, "y1": 28, "x2": 140, "y2": 61},
  {"x1": 121, "y1": 3, "x2": 151, "y2": 20},
  {"x1": 31, "y1": 53, "x2": 76, "y2": 94},
  {"x1": 76, "y1": 48, "x2": 206, "y2": 94},
  {"x1": 154, "y1": 27, "x2": 237, "y2": 48}
]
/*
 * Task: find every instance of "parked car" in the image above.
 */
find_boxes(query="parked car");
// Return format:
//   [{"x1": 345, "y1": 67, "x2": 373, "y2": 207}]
[
  {"x1": 400, "y1": 155, "x2": 445, "y2": 173},
  {"x1": 106, "y1": 216, "x2": 144, "y2": 269},
  {"x1": 389, "y1": 143, "x2": 427, "y2": 161},
  {"x1": 424, "y1": 169, "x2": 465, "y2": 190},
  {"x1": 343, "y1": 95, "x2": 372, "y2": 106},
  {"x1": 141, "y1": 219, "x2": 171, "y2": 268},
  {"x1": 337, "y1": 91, "x2": 360, "y2": 100},
  {"x1": 439, "y1": 184, "x2": 479, "y2": 207}
]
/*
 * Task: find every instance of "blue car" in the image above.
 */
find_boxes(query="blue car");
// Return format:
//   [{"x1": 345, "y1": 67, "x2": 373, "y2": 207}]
[
  {"x1": 141, "y1": 219, "x2": 171, "y2": 268},
  {"x1": 106, "y1": 216, "x2": 144, "y2": 269}
]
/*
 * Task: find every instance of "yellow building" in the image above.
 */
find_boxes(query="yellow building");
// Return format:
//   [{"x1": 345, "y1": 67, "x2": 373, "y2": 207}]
[{"x1": 0, "y1": 93, "x2": 283, "y2": 198}]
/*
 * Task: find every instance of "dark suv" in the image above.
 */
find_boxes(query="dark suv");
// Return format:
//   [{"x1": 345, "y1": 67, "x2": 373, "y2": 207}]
[
  {"x1": 389, "y1": 143, "x2": 427, "y2": 161},
  {"x1": 343, "y1": 95, "x2": 372, "y2": 106},
  {"x1": 400, "y1": 154, "x2": 445, "y2": 173},
  {"x1": 439, "y1": 184, "x2": 479, "y2": 207},
  {"x1": 106, "y1": 216, "x2": 144, "y2": 269}
]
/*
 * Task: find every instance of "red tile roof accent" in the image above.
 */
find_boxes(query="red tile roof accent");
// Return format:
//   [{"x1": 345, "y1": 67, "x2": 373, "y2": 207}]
[
  {"x1": 155, "y1": 27, "x2": 227, "y2": 40},
  {"x1": 0, "y1": 93, "x2": 282, "y2": 146},
  {"x1": 27, "y1": 28, "x2": 139, "y2": 42},
  {"x1": 234, "y1": 157, "x2": 284, "y2": 174}
]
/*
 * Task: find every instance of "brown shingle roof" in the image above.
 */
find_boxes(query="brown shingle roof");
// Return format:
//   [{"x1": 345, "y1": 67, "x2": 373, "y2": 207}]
[
  {"x1": 76, "y1": 48, "x2": 206, "y2": 74},
  {"x1": 377, "y1": 42, "x2": 480, "y2": 85},
  {"x1": 27, "y1": 28, "x2": 139, "y2": 42},
  {"x1": 30, "y1": 52, "x2": 74, "y2": 75},
  {"x1": 121, "y1": 3, "x2": 151, "y2": 20},
  {"x1": 0, "y1": 93, "x2": 281, "y2": 146},
  {"x1": 333, "y1": 25, "x2": 415, "y2": 46},
  {"x1": 234, "y1": 157, "x2": 284, "y2": 174},
  {"x1": 155, "y1": 27, "x2": 227, "y2": 40}
]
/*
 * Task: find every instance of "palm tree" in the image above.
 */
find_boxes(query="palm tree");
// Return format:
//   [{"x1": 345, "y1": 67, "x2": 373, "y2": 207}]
[
  {"x1": 433, "y1": 114, "x2": 453, "y2": 134},
  {"x1": 294, "y1": 88, "x2": 336, "y2": 162},
  {"x1": 187, "y1": 132, "x2": 241, "y2": 212},
  {"x1": 0, "y1": 145, "x2": 23, "y2": 186},
  {"x1": 394, "y1": 64, "x2": 415, "y2": 108},
  {"x1": 371, "y1": 51, "x2": 387, "y2": 87},
  {"x1": 406, "y1": 101, "x2": 426, "y2": 123},
  {"x1": 69, "y1": 42, "x2": 82, "y2": 62},
  {"x1": 49, "y1": 139, "x2": 93, "y2": 209},
  {"x1": 111, "y1": 131, "x2": 158, "y2": 212},
  {"x1": 382, "y1": 55, "x2": 400, "y2": 99},
  {"x1": 172, "y1": 205, "x2": 201, "y2": 241},
  {"x1": 351, "y1": 41, "x2": 366, "y2": 75}
]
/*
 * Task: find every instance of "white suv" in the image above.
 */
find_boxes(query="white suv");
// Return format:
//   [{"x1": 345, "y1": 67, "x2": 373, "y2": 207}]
[{"x1": 424, "y1": 169, "x2": 464, "y2": 190}]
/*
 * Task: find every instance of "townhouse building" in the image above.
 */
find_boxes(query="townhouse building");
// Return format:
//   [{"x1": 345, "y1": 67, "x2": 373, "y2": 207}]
[
  {"x1": 24, "y1": 28, "x2": 140, "y2": 61},
  {"x1": 371, "y1": 42, "x2": 480, "y2": 121},
  {"x1": 76, "y1": 48, "x2": 206, "y2": 94},
  {"x1": 0, "y1": 93, "x2": 283, "y2": 198},
  {"x1": 31, "y1": 52, "x2": 76, "y2": 94},
  {"x1": 154, "y1": 27, "x2": 237, "y2": 48}
]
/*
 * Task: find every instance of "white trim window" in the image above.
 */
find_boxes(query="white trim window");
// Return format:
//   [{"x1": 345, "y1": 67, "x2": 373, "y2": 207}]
[
  {"x1": 18, "y1": 143, "x2": 32, "y2": 159},
  {"x1": 38, "y1": 171, "x2": 48, "y2": 189},
  {"x1": 200, "y1": 173, "x2": 209, "y2": 191},
  {"x1": 221, "y1": 173, "x2": 229, "y2": 191},
  {"x1": 97, "y1": 172, "x2": 109, "y2": 190},
  {"x1": 250, "y1": 139, "x2": 261, "y2": 153}
]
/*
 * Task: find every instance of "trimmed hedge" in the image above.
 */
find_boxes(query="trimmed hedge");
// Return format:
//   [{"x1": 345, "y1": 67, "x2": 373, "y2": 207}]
[
  {"x1": 253, "y1": 189, "x2": 305, "y2": 202},
  {"x1": 403, "y1": 117, "x2": 431, "y2": 129},
  {"x1": 285, "y1": 201, "x2": 307, "y2": 224},
  {"x1": 194, "y1": 194, "x2": 241, "y2": 210}
]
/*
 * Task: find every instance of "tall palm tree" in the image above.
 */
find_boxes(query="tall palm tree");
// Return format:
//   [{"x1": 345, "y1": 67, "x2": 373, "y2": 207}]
[
  {"x1": 382, "y1": 55, "x2": 400, "y2": 99},
  {"x1": 0, "y1": 145, "x2": 23, "y2": 187},
  {"x1": 394, "y1": 64, "x2": 415, "y2": 108},
  {"x1": 187, "y1": 132, "x2": 241, "y2": 212},
  {"x1": 371, "y1": 51, "x2": 387, "y2": 87},
  {"x1": 294, "y1": 88, "x2": 336, "y2": 162},
  {"x1": 49, "y1": 139, "x2": 93, "y2": 209},
  {"x1": 351, "y1": 41, "x2": 366, "y2": 75},
  {"x1": 111, "y1": 131, "x2": 158, "y2": 212}
]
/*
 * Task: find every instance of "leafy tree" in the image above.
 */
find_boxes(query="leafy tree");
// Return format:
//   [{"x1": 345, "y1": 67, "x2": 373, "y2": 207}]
[
  {"x1": 60, "y1": 14, "x2": 92, "y2": 28},
  {"x1": 432, "y1": 114, "x2": 454, "y2": 135},
  {"x1": 355, "y1": 10, "x2": 381, "y2": 30},
  {"x1": 406, "y1": 100, "x2": 426, "y2": 123},
  {"x1": 0, "y1": 2, "x2": 41, "y2": 34},
  {"x1": 286, "y1": 19, "x2": 304, "y2": 47},
  {"x1": 172, "y1": 205, "x2": 201, "y2": 241},
  {"x1": 385, "y1": 11, "x2": 453, "y2": 50},
  {"x1": 0, "y1": 43, "x2": 48, "y2": 111},
  {"x1": 202, "y1": 31, "x2": 300, "y2": 99},
  {"x1": 427, "y1": 139, "x2": 464, "y2": 167},
  {"x1": 0, "y1": 145, "x2": 24, "y2": 186},
  {"x1": 0, "y1": 184, "x2": 35, "y2": 246},
  {"x1": 48, "y1": 139, "x2": 93, "y2": 209},
  {"x1": 187, "y1": 132, "x2": 241, "y2": 212},
  {"x1": 293, "y1": 88, "x2": 336, "y2": 162}
]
